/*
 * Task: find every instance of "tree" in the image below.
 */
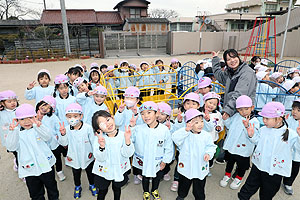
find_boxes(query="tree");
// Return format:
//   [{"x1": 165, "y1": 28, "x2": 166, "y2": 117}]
[
  {"x1": 149, "y1": 9, "x2": 179, "y2": 19},
  {"x1": 0, "y1": 0, "x2": 41, "y2": 20}
]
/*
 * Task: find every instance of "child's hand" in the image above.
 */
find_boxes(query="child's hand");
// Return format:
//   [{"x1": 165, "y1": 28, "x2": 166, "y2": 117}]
[
  {"x1": 88, "y1": 89, "x2": 97, "y2": 96},
  {"x1": 89, "y1": 80, "x2": 92, "y2": 86},
  {"x1": 30, "y1": 116, "x2": 42, "y2": 127},
  {"x1": 177, "y1": 113, "x2": 183, "y2": 123},
  {"x1": 36, "y1": 110, "x2": 44, "y2": 121},
  {"x1": 81, "y1": 63, "x2": 87, "y2": 71},
  {"x1": 9, "y1": 119, "x2": 19, "y2": 131},
  {"x1": 27, "y1": 81, "x2": 36, "y2": 90},
  {"x1": 185, "y1": 120, "x2": 195, "y2": 132},
  {"x1": 59, "y1": 122, "x2": 66, "y2": 136},
  {"x1": 297, "y1": 121, "x2": 300, "y2": 136},
  {"x1": 118, "y1": 99, "x2": 126, "y2": 113},
  {"x1": 130, "y1": 114, "x2": 138, "y2": 127},
  {"x1": 130, "y1": 102, "x2": 138, "y2": 115},
  {"x1": 222, "y1": 112, "x2": 230, "y2": 120},
  {"x1": 160, "y1": 162, "x2": 166, "y2": 170},
  {"x1": 285, "y1": 113, "x2": 289, "y2": 120},
  {"x1": 242, "y1": 116, "x2": 250, "y2": 128},
  {"x1": 166, "y1": 119, "x2": 171, "y2": 130},
  {"x1": 159, "y1": 80, "x2": 163, "y2": 83},
  {"x1": 204, "y1": 154, "x2": 210, "y2": 162},
  {"x1": 204, "y1": 110, "x2": 210, "y2": 121},
  {"x1": 247, "y1": 123, "x2": 255, "y2": 138},
  {"x1": 96, "y1": 130, "x2": 105, "y2": 148},
  {"x1": 124, "y1": 125, "x2": 132, "y2": 145},
  {"x1": 212, "y1": 51, "x2": 220, "y2": 58}
]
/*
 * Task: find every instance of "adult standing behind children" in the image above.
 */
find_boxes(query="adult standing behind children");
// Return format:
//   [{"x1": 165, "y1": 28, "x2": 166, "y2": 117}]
[{"x1": 212, "y1": 49, "x2": 257, "y2": 120}]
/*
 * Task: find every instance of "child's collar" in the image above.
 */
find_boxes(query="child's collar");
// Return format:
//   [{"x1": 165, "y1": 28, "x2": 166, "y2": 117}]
[
  {"x1": 191, "y1": 130, "x2": 201, "y2": 134},
  {"x1": 147, "y1": 121, "x2": 159, "y2": 129},
  {"x1": 59, "y1": 93, "x2": 69, "y2": 99}
]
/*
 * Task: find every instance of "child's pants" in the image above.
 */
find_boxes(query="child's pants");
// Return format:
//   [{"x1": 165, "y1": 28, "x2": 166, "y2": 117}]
[
  {"x1": 72, "y1": 161, "x2": 94, "y2": 186},
  {"x1": 177, "y1": 173, "x2": 206, "y2": 200},
  {"x1": 142, "y1": 170, "x2": 164, "y2": 192},
  {"x1": 173, "y1": 151, "x2": 180, "y2": 181},
  {"x1": 52, "y1": 145, "x2": 67, "y2": 172},
  {"x1": 238, "y1": 165, "x2": 282, "y2": 200},
  {"x1": 283, "y1": 161, "x2": 300, "y2": 186},
  {"x1": 25, "y1": 167, "x2": 59, "y2": 200},
  {"x1": 224, "y1": 151, "x2": 250, "y2": 178}
]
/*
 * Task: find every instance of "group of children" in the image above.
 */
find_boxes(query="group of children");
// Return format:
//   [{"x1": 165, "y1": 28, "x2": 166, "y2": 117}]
[{"x1": 0, "y1": 57, "x2": 300, "y2": 200}]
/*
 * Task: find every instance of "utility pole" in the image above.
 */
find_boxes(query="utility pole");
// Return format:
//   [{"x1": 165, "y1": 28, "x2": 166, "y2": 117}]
[
  {"x1": 280, "y1": 0, "x2": 293, "y2": 59},
  {"x1": 60, "y1": 0, "x2": 71, "y2": 56},
  {"x1": 43, "y1": 0, "x2": 46, "y2": 10}
]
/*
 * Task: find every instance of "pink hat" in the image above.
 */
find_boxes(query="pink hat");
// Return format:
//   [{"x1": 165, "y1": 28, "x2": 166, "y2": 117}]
[
  {"x1": 236, "y1": 95, "x2": 252, "y2": 108},
  {"x1": 171, "y1": 58, "x2": 179, "y2": 64},
  {"x1": 37, "y1": 69, "x2": 51, "y2": 79},
  {"x1": 107, "y1": 65, "x2": 114, "y2": 71},
  {"x1": 129, "y1": 64, "x2": 137, "y2": 69},
  {"x1": 95, "y1": 85, "x2": 108, "y2": 95},
  {"x1": 54, "y1": 74, "x2": 68, "y2": 84},
  {"x1": 65, "y1": 103, "x2": 83, "y2": 114},
  {"x1": 90, "y1": 62, "x2": 99, "y2": 68},
  {"x1": 89, "y1": 68, "x2": 100, "y2": 74},
  {"x1": 258, "y1": 102, "x2": 285, "y2": 118},
  {"x1": 139, "y1": 101, "x2": 158, "y2": 113},
  {"x1": 185, "y1": 108, "x2": 203, "y2": 123},
  {"x1": 140, "y1": 61, "x2": 149, "y2": 67},
  {"x1": 282, "y1": 80, "x2": 296, "y2": 91},
  {"x1": 0, "y1": 90, "x2": 17, "y2": 101},
  {"x1": 73, "y1": 77, "x2": 85, "y2": 88},
  {"x1": 41, "y1": 95, "x2": 56, "y2": 109},
  {"x1": 183, "y1": 92, "x2": 201, "y2": 104},
  {"x1": 256, "y1": 71, "x2": 268, "y2": 80},
  {"x1": 270, "y1": 72, "x2": 282, "y2": 80},
  {"x1": 198, "y1": 77, "x2": 212, "y2": 88},
  {"x1": 124, "y1": 86, "x2": 140, "y2": 98},
  {"x1": 120, "y1": 60, "x2": 129, "y2": 66},
  {"x1": 158, "y1": 102, "x2": 172, "y2": 116},
  {"x1": 203, "y1": 92, "x2": 220, "y2": 103},
  {"x1": 15, "y1": 104, "x2": 36, "y2": 119}
]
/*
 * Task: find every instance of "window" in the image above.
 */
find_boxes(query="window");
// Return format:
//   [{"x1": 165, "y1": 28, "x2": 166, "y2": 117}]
[
  {"x1": 231, "y1": 22, "x2": 245, "y2": 31},
  {"x1": 170, "y1": 23, "x2": 177, "y2": 31},
  {"x1": 265, "y1": 4, "x2": 277, "y2": 12},
  {"x1": 243, "y1": 8, "x2": 249, "y2": 13},
  {"x1": 179, "y1": 23, "x2": 192, "y2": 32},
  {"x1": 130, "y1": 8, "x2": 141, "y2": 18}
]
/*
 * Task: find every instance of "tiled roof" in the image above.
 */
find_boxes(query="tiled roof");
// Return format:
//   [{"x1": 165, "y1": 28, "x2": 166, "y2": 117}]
[
  {"x1": 96, "y1": 11, "x2": 123, "y2": 24},
  {"x1": 0, "y1": 20, "x2": 39, "y2": 26},
  {"x1": 126, "y1": 18, "x2": 169, "y2": 23}
]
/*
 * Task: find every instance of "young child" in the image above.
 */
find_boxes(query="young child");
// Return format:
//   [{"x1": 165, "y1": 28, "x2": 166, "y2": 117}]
[
  {"x1": 76, "y1": 85, "x2": 109, "y2": 125},
  {"x1": 36, "y1": 95, "x2": 67, "y2": 181},
  {"x1": 25, "y1": 69, "x2": 54, "y2": 104},
  {"x1": 195, "y1": 60, "x2": 205, "y2": 79},
  {"x1": 100, "y1": 64, "x2": 108, "y2": 75},
  {"x1": 281, "y1": 80, "x2": 299, "y2": 111},
  {"x1": 114, "y1": 60, "x2": 134, "y2": 99},
  {"x1": 169, "y1": 58, "x2": 182, "y2": 94},
  {"x1": 220, "y1": 95, "x2": 260, "y2": 190},
  {"x1": 91, "y1": 110, "x2": 134, "y2": 200},
  {"x1": 172, "y1": 109, "x2": 216, "y2": 200},
  {"x1": 153, "y1": 60, "x2": 169, "y2": 95},
  {"x1": 0, "y1": 90, "x2": 18, "y2": 171},
  {"x1": 53, "y1": 74, "x2": 76, "y2": 125},
  {"x1": 197, "y1": 77, "x2": 213, "y2": 107},
  {"x1": 58, "y1": 103, "x2": 97, "y2": 199},
  {"x1": 238, "y1": 102, "x2": 300, "y2": 200},
  {"x1": 270, "y1": 72, "x2": 284, "y2": 85},
  {"x1": 67, "y1": 67, "x2": 81, "y2": 96},
  {"x1": 136, "y1": 61, "x2": 156, "y2": 98},
  {"x1": 89, "y1": 69, "x2": 101, "y2": 90},
  {"x1": 104, "y1": 65, "x2": 120, "y2": 94},
  {"x1": 130, "y1": 101, "x2": 174, "y2": 200},
  {"x1": 6, "y1": 104, "x2": 59, "y2": 200},
  {"x1": 73, "y1": 77, "x2": 91, "y2": 93},
  {"x1": 287, "y1": 68, "x2": 300, "y2": 80},
  {"x1": 283, "y1": 99, "x2": 300, "y2": 195}
]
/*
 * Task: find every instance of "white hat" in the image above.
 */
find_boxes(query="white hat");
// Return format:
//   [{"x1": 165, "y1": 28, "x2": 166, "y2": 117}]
[
  {"x1": 258, "y1": 66, "x2": 269, "y2": 72},
  {"x1": 261, "y1": 59, "x2": 269, "y2": 66},
  {"x1": 254, "y1": 64, "x2": 263, "y2": 70},
  {"x1": 287, "y1": 68, "x2": 299, "y2": 75},
  {"x1": 197, "y1": 60, "x2": 205, "y2": 65},
  {"x1": 203, "y1": 62, "x2": 212, "y2": 69},
  {"x1": 282, "y1": 80, "x2": 296, "y2": 91},
  {"x1": 256, "y1": 71, "x2": 268, "y2": 80},
  {"x1": 293, "y1": 76, "x2": 300, "y2": 83},
  {"x1": 270, "y1": 72, "x2": 282, "y2": 80}
]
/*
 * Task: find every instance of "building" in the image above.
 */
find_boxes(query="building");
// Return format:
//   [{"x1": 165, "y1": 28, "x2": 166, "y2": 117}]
[{"x1": 168, "y1": 17, "x2": 221, "y2": 32}]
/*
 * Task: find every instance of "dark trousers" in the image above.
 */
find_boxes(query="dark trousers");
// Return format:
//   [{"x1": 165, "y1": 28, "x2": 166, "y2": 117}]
[
  {"x1": 95, "y1": 173, "x2": 128, "y2": 200},
  {"x1": 224, "y1": 151, "x2": 250, "y2": 178},
  {"x1": 25, "y1": 167, "x2": 59, "y2": 200},
  {"x1": 154, "y1": 89, "x2": 165, "y2": 95},
  {"x1": 132, "y1": 166, "x2": 141, "y2": 176},
  {"x1": 142, "y1": 170, "x2": 164, "y2": 192},
  {"x1": 173, "y1": 151, "x2": 180, "y2": 181},
  {"x1": 177, "y1": 173, "x2": 206, "y2": 200},
  {"x1": 283, "y1": 161, "x2": 300, "y2": 186},
  {"x1": 171, "y1": 85, "x2": 177, "y2": 94},
  {"x1": 72, "y1": 161, "x2": 94, "y2": 186},
  {"x1": 238, "y1": 164, "x2": 283, "y2": 200},
  {"x1": 140, "y1": 89, "x2": 151, "y2": 98},
  {"x1": 52, "y1": 145, "x2": 67, "y2": 172},
  {"x1": 162, "y1": 160, "x2": 173, "y2": 176}
]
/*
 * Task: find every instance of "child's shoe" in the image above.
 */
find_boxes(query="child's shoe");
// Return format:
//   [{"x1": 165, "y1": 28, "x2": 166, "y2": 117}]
[
  {"x1": 170, "y1": 181, "x2": 179, "y2": 192},
  {"x1": 151, "y1": 190, "x2": 162, "y2": 200},
  {"x1": 74, "y1": 186, "x2": 82, "y2": 199},
  {"x1": 134, "y1": 175, "x2": 141, "y2": 185},
  {"x1": 163, "y1": 173, "x2": 171, "y2": 181},
  {"x1": 143, "y1": 192, "x2": 151, "y2": 200},
  {"x1": 89, "y1": 184, "x2": 98, "y2": 196},
  {"x1": 283, "y1": 184, "x2": 294, "y2": 195},
  {"x1": 57, "y1": 171, "x2": 66, "y2": 181},
  {"x1": 230, "y1": 178, "x2": 242, "y2": 190},
  {"x1": 220, "y1": 175, "x2": 231, "y2": 187}
]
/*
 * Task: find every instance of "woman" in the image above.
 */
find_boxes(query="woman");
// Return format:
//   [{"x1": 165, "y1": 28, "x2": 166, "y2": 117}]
[{"x1": 212, "y1": 49, "x2": 257, "y2": 120}]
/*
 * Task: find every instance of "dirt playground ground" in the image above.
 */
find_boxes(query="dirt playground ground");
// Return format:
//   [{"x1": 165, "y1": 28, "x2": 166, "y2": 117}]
[{"x1": 0, "y1": 54, "x2": 299, "y2": 200}]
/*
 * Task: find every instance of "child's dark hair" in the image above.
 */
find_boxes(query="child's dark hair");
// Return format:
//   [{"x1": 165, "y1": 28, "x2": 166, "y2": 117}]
[
  {"x1": 82, "y1": 79, "x2": 92, "y2": 90},
  {"x1": 281, "y1": 116, "x2": 289, "y2": 142},
  {"x1": 100, "y1": 64, "x2": 108, "y2": 72},
  {"x1": 36, "y1": 101, "x2": 53, "y2": 117},
  {"x1": 204, "y1": 67, "x2": 214, "y2": 78},
  {"x1": 155, "y1": 59, "x2": 164, "y2": 65},
  {"x1": 74, "y1": 66, "x2": 83, "y2": 74},
  {"x1": 67, "y1": 67, "x2": 81, "y2": 76},
  {"x1": 0, "y1": 100, "x2": 19, "y2": 111},
  {"x1": 89, "y1": 70, "x2": 101, "y2": 83},
  {"x1": 92, "y1": 110, "x2": 112, "y2": 133},
  {"x1": 53, "y1": 82, "x2": 72, "y2": 97},
  {"x1": 37, "y1": 72, "x2": 50, "y2": 81},
  {"x1": 292, "y1": 101, "x2": 300, "y2": 110}
]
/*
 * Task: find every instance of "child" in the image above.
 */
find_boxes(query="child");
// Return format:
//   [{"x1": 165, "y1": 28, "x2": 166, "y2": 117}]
[
  {"x1": 58, "y1": 103, "x2": 97, "y2": 199},
  {"x1": 249, "y1": 56, "x2": 261, "y2": 70},
  {"x1": 100, "y1": 64, "x2": 108, "y2": 74},
  {"x1": 67, "y1": 67, "x2": 81, "y2": 96},
  {"x1": 105, "y1": 65, "x2": 120, "y2": 94},
  {"x1": 270, "y1": 72, "x2": 284, "y2": 85},
  {"x1": 153, "y1": 60, "x2": 169, "y2": 95},
  {"x1": 114, "y1": 60, "x2": 134, "y2": 99},
  {"x1": 220, "y1": 95, "x2": 260, "y2": 190},
  {"x1": 130, "y1": 101, "x2": 174, "y2": 200},
  {"x1": 283, "y1": 99, "x2": 300, "y2": 195},
  {"x1": 73, "y1": 77, "x2": 92, "y2": 93},
  {"x1": 197, "y1": 77, "x2": 213, "y2": 107},
  {"x1": 281, "y1": 80, "x2": 299, "y2": 111},
  {"x1": 172, "y1": 109, "x2": 216, "y2": 200},
  {"x1": 136, "y1": 61, "x2": 156, "y2": 98},
  {"x1": 238, "y1": 102, "x2": 300, "y2": 200},
  {"x1": 53, "y1": 74, "x2": 76, "y2": 125},
  {"x1": 169, "y1": 58, "x2": 182, "y2": 94},
  {"x1": 0, "y1": 90, "x2": 18, "y2": 171},
  {"x1": 25, "y1": 69, "x2": 54, "y2": 104},
  {"x1": 287, "y1": 68, "x2": 300, "y2": 80},
  {"x1": 195, "y1": 60, "x2": 205, "y2": 79},
  {"x1": 76, "y1": 85, "x2": 109, "y2": 125},
  {"x1": 6, "y1": 104, "x2": 59, "y2": 200},
  {"x1": 89, "y1": 69, "x2": 101, "y2": 90},
  {"x1": 91, "y1": 110, "x2": 134, "y2": 200},
  {"x1": 36, "y1": 95, "x2": 67, "y2": 181}
]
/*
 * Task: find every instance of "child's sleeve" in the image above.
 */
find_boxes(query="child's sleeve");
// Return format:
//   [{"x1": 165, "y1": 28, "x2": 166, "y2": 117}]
[
  {"x1": 162, "y1": 129, "x2": 174, "y2": 164},
  {"x1": 172, "y1": 127, "x2": 189, "y2": 148},
  {"x1": 76, "y1": 92, "x2": 88, "y2": 106},
  {"x1": 58, "y1": 129, "x2": 69, "y2": 146},
  {"x1": 121, "y1": 138, "x2": 135, "y2": 158},
  {"x1": 34, "y1": 124, "x2": 52, "y2": 142},
  {"x1": 114, "y1": 110, "x2": 125, "y2": 127},
  {"x1": 24, "y1": 87, "x2": 36, "y2": 100},
  {"x1": 6, "y1": 129, "x2": 19, "y2": 152},
  {"x1": 205, "y1": 134, "x2": 217, "y2": 159},
  {"x1": 223, "y1": 114, "x2": 232, "y2": 128},
  {"x1": 203, "y1": 118, "x2": 214, "y2": 132},
  {"x1": 163, "y1": 73, "x2": 169, "y2": 83},
  {"x1": 93, "y1": 137, "x2": 107, "y2": 162}
]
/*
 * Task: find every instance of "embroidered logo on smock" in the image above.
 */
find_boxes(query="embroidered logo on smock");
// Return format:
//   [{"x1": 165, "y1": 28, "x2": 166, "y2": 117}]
[
  {"x1": 67, "y1": 156, "x2": 73, "y2": 161},
  {"x1": 22, "y1": 163, "x2": 34, "y2": 169},
  {"x1": 98, "y1": 165, "x2": 108, "y2": 172},
  {"x1": 273, "y1": 158, "x2": 284, "y2": 168},
  {"x1": 202, "y1": 164, "x2": 208, "y2": 171},
  {"x1": 137, "y1": 157, "x2": 143, "y2": 166},
  {"x1": 88, "y1": 152, "x2": 93, "y2": 159},
  {"x1": 179, "y1": 162, "x2": 184, "y2": 168},
  {"x1": 157, "y1": 141, "x2": 164, "y2": 147}
]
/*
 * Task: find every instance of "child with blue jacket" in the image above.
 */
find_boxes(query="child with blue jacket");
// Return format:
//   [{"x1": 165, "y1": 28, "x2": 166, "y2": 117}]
[{"x1": 172, "y1": 109, "x2": 216, "y2": 200}]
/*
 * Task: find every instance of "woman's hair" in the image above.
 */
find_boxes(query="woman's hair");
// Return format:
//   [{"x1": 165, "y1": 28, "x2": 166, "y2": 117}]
[
  {"x1": 35, "y1": 101, "x2": 53, "y2": 117},
  {"x1": 223, "y1": 49, "x2": 242, "y2": 67},
  {"x1": 281, "y1": 117, "x2": 289, "y2": 142},
  {"x1": 92, "y1": 110, "x2": 112, "y2": 133},
  {"x1": 53, "y1": 82, "x2": 72, "y2": 97},
  {"x1": 67, "y1": 67, "x2": 81, "y2": 77},
  {"x1": 37, "y1": 72, "x2": 50, "y2": 81},
  {"x1": 89, "y1": 70, "x2": 101, "y2": 83},
  {"x1": 251, "y1": 56, "x2": 261, "y2": 63}
]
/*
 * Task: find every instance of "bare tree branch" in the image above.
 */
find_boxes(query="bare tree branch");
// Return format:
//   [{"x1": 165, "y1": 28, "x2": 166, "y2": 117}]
[
  {"x1": 149, "y1": 9, "x2": 179, "y2": 19},
  {"x1": 0, "y1": 0, "x2": 41, "y2": 20}
]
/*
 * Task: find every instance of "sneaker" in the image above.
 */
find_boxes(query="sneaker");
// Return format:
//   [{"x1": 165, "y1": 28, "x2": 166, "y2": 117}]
[
  {"x1": 143, "y1": 192, "x2": 151, "y2": 200},
  {"x1": 164, "y1": 173, "x2": 171, "y2": 181},
  {"x1": 151, "y1": 190, "x2": 162, "y2": 200},
  {"x1": 13, "y1": 159, "x2": 18, "y2": 172},
  {"x1": 57, "y1": 171, "x2": 66, "y2": 181},
  {"x1": 216, "y1": 159, "x2": 226, "y2": 165},
  {"x1": 283, "y1": 184, "x2": 294, "y2": 195},
  {"x1": 207, "y1": 171, "x2": 212, "y2": 177},
  {"x1": 220, "y1": 175, "x2": 231, "y2": 187},
  {"x1": 89, "y1": 184, "x2": 98, "y2": 196},
  {"x1": 74, "y1": 186, "x2": 82, "y2": 199},
  {"x1": 134, "y1": 175, "x2": 141, "y2": 185},
  {"x1": 170, "y1": 181, "x2": 179, "y2": 192},
  {"x1": 230, "y1": 178, "x2": 242, "y2": 190},
  {"x1": 21, "y1": 177, "x2": 26, "y2": 183},
  {"x1": 137, "y1": 174, "x2": 143, "y2": 181}
]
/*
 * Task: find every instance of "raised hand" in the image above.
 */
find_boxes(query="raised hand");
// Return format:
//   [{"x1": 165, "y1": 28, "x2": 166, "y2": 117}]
[
  {"x1": 81, "y1": 63, "x2": 87, "y2": 71},
  {"x1": 204, "y1": 154, "x2": 210, "y2": 162},
  {"x1": 177, "y1": 113, "x2": 183, "y2": 123},
  {"x1": 247, "y1": 123, "x2": 255, "y2": 138},
  {"x1": 29, "y1": 116, "x2": 42, "y2": 127},
  {"x1": 185, "y1": 120, "x2": 195, "y2": 132},
  {"x1": 124, "y1": 125, "x2": 132, "y2": 145},
  {"x1": 27, "y1": 81, "x2": 36, "y2": 90},
  {"x1": 242, "y1": 116, "x2": 250, "y2": 128},
  {"x1": 204, "y1": 110, "x2": 210, "y2": 121},
  {"x1": 59, "y1": 122, "x2": 66, "y2": 136},
  {"x1": 9, "y1": 119, "x2": 19, "y2": 131},
  {"x1": 129, "y1": 114, "x2": 138, "y2": 127},
  {"x1": 130, "y1": 102, "x2": 138, "y2": 115},
  {"x1": 297, "y1": 121, "x2": 300, "y2": 136},
  {"x1": 36, "y1": 110, "x2": 44, "y2": 121},
  {"x1": 96, "y1": 130, "x2": 105, "y2": 148},
  {"x1": 160, "y1": 162, "x2": 166, "y2": 170},
  {"x1": 212, "y1": 51, "x2": 220, "y2": 58},
  {"x1": 166, "y1": 119, "x2": 171, "y2": 130},
  {"x1": 88, "y1": 89, "x2": 97, "y2": 96},
  {"x1": 285, "y1": 113, "x2": 290, "y2": 120},
  {"x1": 118, "y1": 99, "x2": 126, "y2": 113},
  {"x1": 222, "y1": 112, "x2": 230, "y2": 120}
]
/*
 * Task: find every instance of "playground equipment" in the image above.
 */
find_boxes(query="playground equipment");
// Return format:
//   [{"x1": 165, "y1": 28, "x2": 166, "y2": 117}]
[{"x1": 274, "y1": 59, "x2": 300, "y2": 74}]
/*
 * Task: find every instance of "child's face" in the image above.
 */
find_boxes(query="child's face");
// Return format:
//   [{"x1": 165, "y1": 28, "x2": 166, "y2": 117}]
[
  {"x1": 141, "y1": 110, "x2": 157, "y2": 125},
  {"x1": 18, "y1": 117, "x2": 34, "y2": 130},
  {"x1": 68, "y1": 73, "x2": 79, "y2": 83},
  {"x1": 290, "y1": 86, "x2": 300, "y2": 94},
  {"x1": 183, "y1": 100, "x2": 200, "y2": 111},
  {"x1": 204, "y1": 99, "x2": 218, "y2": 113},
  {"x1": 100, "y1": 68, "x2": 107, "y2": 74},
  {"x1": 1, "y1": 99, "x2": 17, "y2": 110},
  {"x1": 198, "y1": 86, "x2": 211, "y2": 95},
  {"x1": 66, "y1": 113, "x2": 83, "y2": 124},
  {"x1": 191, "y1": 116, "x2": 204, "y2": 132},
  {"x1": 237, "y1": 106, "x2": 254, "y2": 118},
  {"x1": 77, "y1": 82, "x2": 89, "y2": 93},
  {"x1": 108, "y1": 71, "x2": 114, "y2": 76},
  {"x1": 39, "y1": 103, "x2": 51, "y2": 115},
  {"x1": 91, "y1": 72, "x2": 99, "y2": 83},
  {"x1": 57, "y1": 84, "x2": 69, "y2": 97},
  {"x1": 277, "y1": 76, "x2": 284, "y2": 84},
  {"x1": 97, "y1": 116, "x2": 115, "y2": 133},
  {"x1": 292, "y1": 106, "x2": 300, "y2": 120},
  {"x1": 38, "y1": 75, "x2": 50, "y2": 87},
  {"x1": 141, "y1": 64, "x2": 149, "y2": 71},
  {"x1": 156, "y1": 61, "x2": 163, "y2": 66},
  {"x1": 263, "y1": 117, "x2": 282, "y2": 128},
  {"x1": 156, "y1": 111, "x2": 169, "y2": 123},
  {"x1": 262, "y1": 74, "x2": 270, "y2": 81},
  {"x1": 172, "y1": 63, "x2": 178, "y2": 69},
  {"x1": 94, "y1": 94, "x2": 106, "y2": 105}
]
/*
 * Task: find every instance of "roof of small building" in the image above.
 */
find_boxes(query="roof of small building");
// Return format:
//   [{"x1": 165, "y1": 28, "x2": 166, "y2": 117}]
[
  {"x1": 96, "y1": 11, "x2": 123, "y2": 24},
  {"x1": 0, "y1": 20, "x2": 39, "y2": 26},
  {"x1": 126, "y1": 18, "x2": 169, "y2": 23}
]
